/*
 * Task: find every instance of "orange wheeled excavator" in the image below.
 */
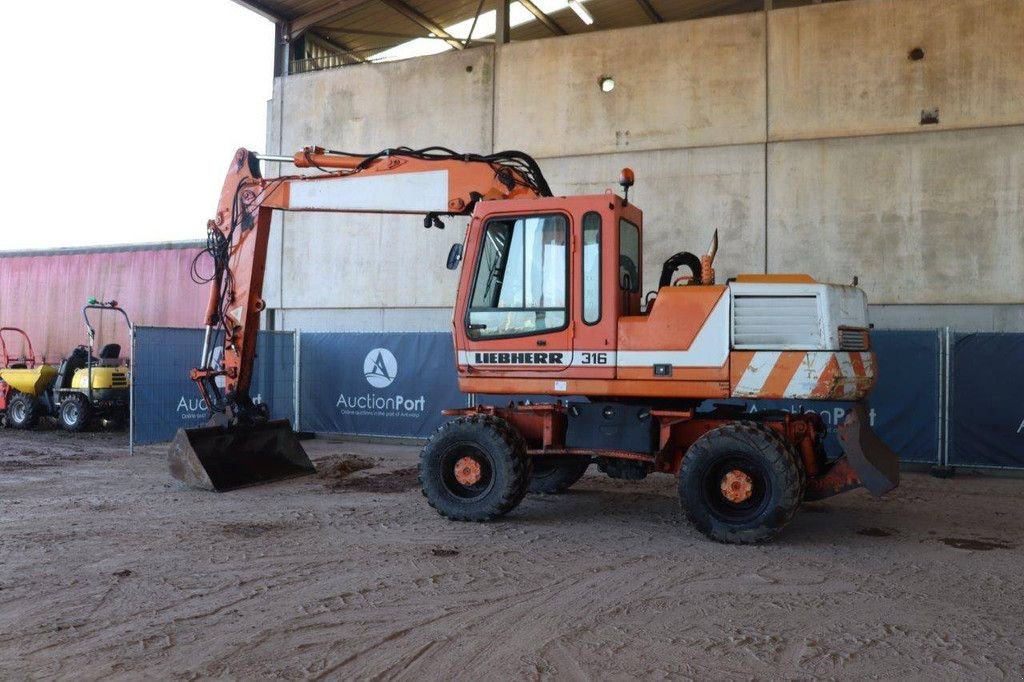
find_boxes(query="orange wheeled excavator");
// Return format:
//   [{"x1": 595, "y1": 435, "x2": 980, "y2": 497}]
[{"x1": 170, "y1": 145, "x2": 899, "y2": 543}]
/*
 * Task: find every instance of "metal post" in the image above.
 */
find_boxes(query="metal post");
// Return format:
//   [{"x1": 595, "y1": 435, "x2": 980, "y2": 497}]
[
  {"x1": 935, "y1": 328, "x2": 945, "y2": 466},
  {"x1": 130, "y1": 326, "x2": 136, "y2": 456},
  {"x1": 293, "y1": 329, "x2": 302, "y2": 430},
  {"x1": 495, "y1": 0, "x2": 510, "y2": 45},
  {"x1": 943, "y1": 326, "x2": 952, "y2": 466},
  {"x1": 274, "y1": 21, "x2": 290, "y2": 78}
]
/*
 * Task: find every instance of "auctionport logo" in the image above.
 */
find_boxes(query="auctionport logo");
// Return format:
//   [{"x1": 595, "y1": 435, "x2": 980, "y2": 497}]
[
  {"x1": 364, "y1": 348, "x2": 397, "y2": 388},
  {"x1": 337, "y1": 347, "x2": 426, "y2": 418}
]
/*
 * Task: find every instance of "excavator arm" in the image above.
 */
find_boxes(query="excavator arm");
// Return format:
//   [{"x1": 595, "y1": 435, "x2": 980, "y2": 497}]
[{"x1": 170, "y1": 145, "x2": 549, "y2": 490}]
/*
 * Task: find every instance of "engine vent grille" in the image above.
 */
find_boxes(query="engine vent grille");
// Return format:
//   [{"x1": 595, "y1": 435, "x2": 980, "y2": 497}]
[
  {"x1": 839, "y1": 328, "x2": 869, "y2": 351},
  {"x1": 733, "y1": 295, "x2": 820, "y2": 348},
  {"x1": 111, "y1": 373, "x2": 129, "y2": 387}
]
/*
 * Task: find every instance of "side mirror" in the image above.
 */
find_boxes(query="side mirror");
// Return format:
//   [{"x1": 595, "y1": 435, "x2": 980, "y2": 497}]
[{"x1": 446, "y1": 243, "x2": 463, "y2": 271}]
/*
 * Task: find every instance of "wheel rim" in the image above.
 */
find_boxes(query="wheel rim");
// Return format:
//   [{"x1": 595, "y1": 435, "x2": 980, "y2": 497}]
[
  {"x1": 11, "y1": 401, "x2": 25, "y2": 423},
  {"x1": 440, "y1": 444, "x2": 495, "y2": 501},
  {"x1": 63, "y1": 401, "x2": 80, "y2": 424},
  {"x1": 702, "y1": 456, "x2": 770, "y2": 523},
  {"x1": 454, "y1": 456, "x2": 483, "y2": 486},
  {"x1": 720, "y1": 469, "x2": 754, "y2": 503}
]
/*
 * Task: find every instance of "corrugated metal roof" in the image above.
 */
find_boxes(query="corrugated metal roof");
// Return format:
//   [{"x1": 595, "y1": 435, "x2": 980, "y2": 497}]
[{"x1": 233, "y1": 0, "x2": 837, "y2": 69}]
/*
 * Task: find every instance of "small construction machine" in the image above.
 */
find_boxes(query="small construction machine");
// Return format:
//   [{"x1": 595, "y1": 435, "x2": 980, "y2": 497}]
[
  {"x1": 171, "y1": 146, "x2": 899, "y2": 543},
  {"x1": 0, "y1": 301, "x2": 132, "y2": 431},
  {"x1": 0, "y1": 327, "x2": 55, "y2": 427}
]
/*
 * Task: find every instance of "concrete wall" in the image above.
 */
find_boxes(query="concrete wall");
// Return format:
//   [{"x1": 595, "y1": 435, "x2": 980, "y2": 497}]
[{"x1": 265, "y1": 0, "x2": 1024, "y2": 333}]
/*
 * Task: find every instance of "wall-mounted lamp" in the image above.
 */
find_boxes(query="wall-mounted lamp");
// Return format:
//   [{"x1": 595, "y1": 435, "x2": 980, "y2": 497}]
[
  {"x1": 599, "y1": 76, "x2": 615, "y2": 92},
  {"x1": 569, "y1": 0, "x2": 594, "y2": 26}
]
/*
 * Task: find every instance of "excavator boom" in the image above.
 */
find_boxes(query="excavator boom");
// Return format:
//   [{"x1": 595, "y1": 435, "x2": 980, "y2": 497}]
[{"x1": 170, "y1": 146, "x2": 548, "y2": 491}]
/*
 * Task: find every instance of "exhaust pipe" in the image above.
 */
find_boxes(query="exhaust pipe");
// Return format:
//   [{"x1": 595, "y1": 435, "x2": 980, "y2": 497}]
[{"x1": 169, "y1": 419, "x2": 315, "y2": 492}]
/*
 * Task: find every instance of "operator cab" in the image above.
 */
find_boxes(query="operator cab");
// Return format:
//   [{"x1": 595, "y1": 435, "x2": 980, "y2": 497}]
[{"x1": 454, "y1": 187, "x2": 643, "y2": 390}]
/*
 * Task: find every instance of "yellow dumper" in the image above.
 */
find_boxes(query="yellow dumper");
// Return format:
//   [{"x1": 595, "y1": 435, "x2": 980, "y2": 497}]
[{"x1": 0, "y1": 302, "x2": 133, "y2": 431}]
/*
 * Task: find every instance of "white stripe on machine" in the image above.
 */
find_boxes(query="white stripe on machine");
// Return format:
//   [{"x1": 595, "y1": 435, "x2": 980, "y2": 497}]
[
  {"x1": 783, "y1": 352, "x2": 833, "y2": 398},
  {"x1": 288, "y1": 170, "x2": 450, "y2": 212},
  {"x1": 733, "y1": 351, "x2": 782, "y2": 396}
]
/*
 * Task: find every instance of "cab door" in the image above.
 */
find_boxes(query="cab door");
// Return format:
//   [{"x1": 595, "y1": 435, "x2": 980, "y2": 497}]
[
  {"x1": 460, "y1": 211, "x2": 573, "y2": 375},
  {"x1": 567, "y1": 208, "x2": 617, "y2": 380}
]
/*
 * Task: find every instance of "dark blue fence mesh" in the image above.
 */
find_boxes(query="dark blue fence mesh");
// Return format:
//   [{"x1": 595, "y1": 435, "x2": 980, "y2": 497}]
[
  {"x1": 133, "y1": 327, "x2": 295, "y2": 445},
  {"x1": 130, "y1": 326, "x2": 1024, "y2": 470},
  {"x1": 950, "y1": 333, "x2": 1024, "y2": 468}
]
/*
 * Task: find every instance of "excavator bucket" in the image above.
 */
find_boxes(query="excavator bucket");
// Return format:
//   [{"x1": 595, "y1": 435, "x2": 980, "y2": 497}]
[
  {"x1": 837, "y1": 403, "x2": 900, "y2": 496},
  {"x1": 168, "y1": 419, "x2": 315, "y2": 491}
]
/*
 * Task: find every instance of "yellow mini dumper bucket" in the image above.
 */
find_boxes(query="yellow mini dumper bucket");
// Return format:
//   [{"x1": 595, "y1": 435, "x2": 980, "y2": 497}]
[{"x1": 0, "y1": 365, "x2": 57, "y2": 395}]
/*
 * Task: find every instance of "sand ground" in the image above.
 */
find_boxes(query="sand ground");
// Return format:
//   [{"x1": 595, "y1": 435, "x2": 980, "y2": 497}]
[{"x1": 1, "y1": 426, "x2": 1022, "y2": 680}]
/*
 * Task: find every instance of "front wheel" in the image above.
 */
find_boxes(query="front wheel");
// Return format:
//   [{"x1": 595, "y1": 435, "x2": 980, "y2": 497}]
[
  {"x1": 420, "y1": 415, "x2": 531, "y2": 522},
  {"x1": 59, "y1": 394, "x2": 92, "y2": 432},
  {"x1": 678, "y1": 423, "x2": 804, "y2": 544},
  {"x1": 7, "y1": 393, "x2": 40, "y2": 429}
]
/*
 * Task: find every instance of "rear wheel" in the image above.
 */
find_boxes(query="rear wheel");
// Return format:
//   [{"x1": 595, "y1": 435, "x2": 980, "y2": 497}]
[
  {"x1": 7, "y1": 393, "x2": 40, "y2": 429},
  {"x1": 420, "y1": 415, "x2": 531, "y2": 521},
  {"x1": 59, "y1": 394, "x2": 91, "y2": 432},
  {"x1": 678, "y1": 422, "x2": 804, "y2": 544},
  {"x1": 528, "y1": 456, "x2": 590, "y2": 494}
]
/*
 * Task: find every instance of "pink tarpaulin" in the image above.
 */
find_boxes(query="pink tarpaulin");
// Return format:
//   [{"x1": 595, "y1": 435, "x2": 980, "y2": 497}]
[{"x1": 0, "y1": 242, "x2": 207, "y2": 363}]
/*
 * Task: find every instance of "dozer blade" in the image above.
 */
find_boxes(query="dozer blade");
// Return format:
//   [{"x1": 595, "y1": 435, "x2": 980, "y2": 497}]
[
  {"x1": 837, "y1": 403, "x2": 900, "y2": 497},
  {"x1": 169, "y1": 419, "x2": 316, "y2": 491}
]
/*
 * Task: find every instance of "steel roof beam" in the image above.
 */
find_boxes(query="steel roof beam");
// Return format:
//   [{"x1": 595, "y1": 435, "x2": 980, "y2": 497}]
[
  {"x1": 290, "y1": 0, "x2": 374, "y2": 38},
  {"x1": 634, "y1": 0, "x2": 663, "y2": 23},
  {"x1": 378, "y1": 0, "x2": 466, "y2": 50},
  {"x1": 307, "y1": 31, "x2": 367, "y2": 63},
  {"x1": 519, "y1": 0, "x2": 567, "y2": 35}
]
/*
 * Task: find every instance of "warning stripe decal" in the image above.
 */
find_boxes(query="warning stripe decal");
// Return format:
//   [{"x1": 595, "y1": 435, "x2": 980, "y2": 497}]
[{"x1": 732, "y1": 351, "x2": 875, "y2": 400}]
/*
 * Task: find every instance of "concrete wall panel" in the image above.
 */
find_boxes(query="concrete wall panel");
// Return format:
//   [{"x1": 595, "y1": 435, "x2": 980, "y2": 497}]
[
  {"x1": 278, "y1": 212, "x2": 466, "y2": 310},
  {"x1": 769, "y1": 0, "x2": 1024, "y2": 140},
  {"x1": 280, "y1": 307, "x2": 452, "y2": 333},
  {"x1": 277, "y1": 47, "x2": 493, "y2": 153},
  {"x1": 540, "y1": 144, "x2": 766, "y2": 292},
  {"x1": 495, "y1": 14, "x2": 766, "y2": 158},
  {"x1": 767, "y1": 125, "x2": 1024, "y2": 304},
  {"x1": 266, "y1": 48, "x2": 493, "y2": 315}
]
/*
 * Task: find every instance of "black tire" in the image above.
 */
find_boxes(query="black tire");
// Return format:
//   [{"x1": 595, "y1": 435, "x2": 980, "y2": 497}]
[
  {"x1": 59, "y1": 394, "x2": 92, "y2": 432},
  {"x1": 749, "y1": 421, "x2": 807, "y2": 494},
  {"x1": 528, "y1": 457, "x2": 590, "y2": 494},
  {"x1": 7, "y1": 392, "x2": 40, "y2": 429},
  {"x1": 420, "y1": 415, "x2": 531, "y2": 522},
  {"x1": 678, "y1": 422, "x2": 804, "y2": 544}
]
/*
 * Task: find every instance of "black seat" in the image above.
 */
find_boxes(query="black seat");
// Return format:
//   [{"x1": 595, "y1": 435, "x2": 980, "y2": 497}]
[
  {"x1": 99, "y1": 343, "x2": 121, "y2": 359},
  {"x1": 56, "y1": 347, "x2": 90, "y2": 389}
]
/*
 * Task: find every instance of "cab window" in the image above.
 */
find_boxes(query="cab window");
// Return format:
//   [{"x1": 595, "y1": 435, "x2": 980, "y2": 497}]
[
  {"x1": 468, "y1": 214, "x2": 568, "y2": 339},
  {"x1": 619, "y1": 219, "x2": 640, "y2": 292},
  {"x1": 582, "y1": 212, "x2": 601, "y2": 324}
]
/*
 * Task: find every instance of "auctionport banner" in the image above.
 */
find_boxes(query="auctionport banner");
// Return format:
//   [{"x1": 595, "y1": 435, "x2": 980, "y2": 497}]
[
  {"x1": 299, "y1": 332, "x2": 466, "y2": 437},
  {"x1": 950, "y1": 333, "x2": 1024, "y2": 468},
  {"x1": 133, "y1": 327, "x2": 295, "y2": 445}
]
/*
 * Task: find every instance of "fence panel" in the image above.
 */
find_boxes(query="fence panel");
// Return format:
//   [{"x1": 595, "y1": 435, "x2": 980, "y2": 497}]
[
  {"x1": 950, "y1": 333, "x2": 1024, "y2": 468},
  {"x1": 133, "y1": 327, "x2": 295, "y2": 445},
  {"x1": 299, "y1": 332, "x2": 464, "y2": 437}
]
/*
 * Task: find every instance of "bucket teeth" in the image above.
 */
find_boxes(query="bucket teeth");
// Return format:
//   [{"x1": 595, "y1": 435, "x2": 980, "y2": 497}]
[{"x1": 168, "y1": 419, "x2": 314, "y2": 492}]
